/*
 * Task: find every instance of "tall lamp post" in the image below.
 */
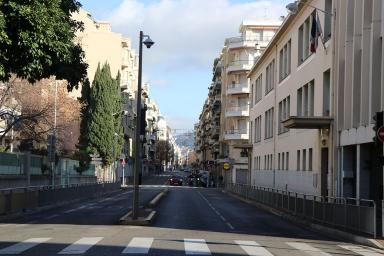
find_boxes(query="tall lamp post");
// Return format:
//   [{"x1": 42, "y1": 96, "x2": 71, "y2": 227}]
[{"x1": 133, "y1": 31, "x2": 154, "y2": 220}]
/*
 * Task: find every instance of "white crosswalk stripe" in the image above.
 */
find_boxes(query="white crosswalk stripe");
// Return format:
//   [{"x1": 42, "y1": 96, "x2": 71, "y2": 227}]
[
  {"x1": 235, "y1": 240, "x2": 274, "y2": 256},
  {"x1": 339, "y1": 245, "x2": 384, "y2": 256},
  {"x1": 122, "y1": 237, "x2": 154, "y2": 254},
  {"x1": 0, "y1": 238, "x2": 51, "y2": 255},
  {"x1": 58, "y1": 237, "x2": 103, "y2": 254},
  {"x1": 286, "y1": 242, "x2": 332, "y2": 256},
  {"x1": 184, "y1": 239, "x2": 211, "y2": 255}
]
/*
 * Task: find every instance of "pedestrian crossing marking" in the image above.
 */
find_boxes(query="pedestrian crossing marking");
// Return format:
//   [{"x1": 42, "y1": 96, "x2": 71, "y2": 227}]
[
  {"x1": 339, "y1": 245, "x2": 384, "y2": 256},
  {"x1": 58, "y1": 237, "x2": 103, "y2": 254},
  {"x1": 184, "y1": 239, "x2": 211, "y2": 255},
  {"x1": 286, "y1": 242, "x2": 332, "y2": 256},
  {"x1": 122, "y1": 237, "x2": 154, "y2": 254},
  {"x1": 235, "y1": 240, "x2": 274, "y2": 256},
  {"x1": 0, "y1": 237, "x2": 51, "y2": 255}
]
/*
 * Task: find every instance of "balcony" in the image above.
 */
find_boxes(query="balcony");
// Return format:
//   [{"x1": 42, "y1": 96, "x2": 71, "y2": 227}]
[
  {"x1": 227, "y1": 83, "x2": 249, "y2": 95},
  {"x1": 224, "y1": 129, "x2": 249, "y2": 141},
  {"x1": 225, "y1": 105, "x2": 249, "y2": 117},
  {"x1": 227, "y1": 60, "x2": 253, "y2": 73},
  {"x1": 226, "y1": 35, "x2": 275, "y2": 50}
]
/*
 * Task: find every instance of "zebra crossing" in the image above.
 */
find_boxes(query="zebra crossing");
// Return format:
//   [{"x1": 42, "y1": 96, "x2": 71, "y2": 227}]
[{"x1": 0, "y1": 236, "x2": 382, "y2": 255}]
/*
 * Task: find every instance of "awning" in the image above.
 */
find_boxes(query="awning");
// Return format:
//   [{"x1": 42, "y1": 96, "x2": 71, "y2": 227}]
[{"x1": 282, "y1": 116, "x2": 333, "y2": 129}]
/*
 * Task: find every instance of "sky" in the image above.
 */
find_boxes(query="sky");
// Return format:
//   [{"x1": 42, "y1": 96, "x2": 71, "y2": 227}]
[{"x1": 79, "y1": 0, "x2": 292, "y2": 132}]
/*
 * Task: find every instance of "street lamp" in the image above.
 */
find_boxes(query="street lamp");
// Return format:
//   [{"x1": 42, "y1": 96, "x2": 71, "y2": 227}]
[
  {"x1": 286, "y1": 1, "x2": 333, "y2": 16},
  {"x1": 133, "y1": 31, "x2": 154, "y2": 220}
]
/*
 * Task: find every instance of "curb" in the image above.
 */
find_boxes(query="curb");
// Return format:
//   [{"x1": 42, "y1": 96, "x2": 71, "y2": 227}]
[
  {"x1": 147, "y1": 188, "x2": 169, "y2": 208},
  {"x1": 119, "y1": 209, "x2": 157, "y2": 225},
  {"x1": 222, "y1": 190, "x2": 384, "y2": 250},
  {"x1": 0, "y1": 188, "x2": 122, "y2": 222}
]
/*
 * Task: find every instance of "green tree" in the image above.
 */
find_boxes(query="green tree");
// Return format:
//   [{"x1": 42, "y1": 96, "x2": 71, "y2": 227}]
[
  {"x1": 0, "y1": 0, "x2": 87, "y2": 91},
  {"x1": 87, "y1": 63, "x2": 123, "y2": 166}
]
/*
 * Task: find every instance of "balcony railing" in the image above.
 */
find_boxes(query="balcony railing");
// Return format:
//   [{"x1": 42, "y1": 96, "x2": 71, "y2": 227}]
[
  {"x1": 224, "y1": 129, "x2": 249, "y2": 140},
  {"x1": 227, "y1": 83, "x2": 249, "y2": 95},
  {"x1": 227, "y1": 60, "x2": 253, "y2": 73},
  {"x1": 226, "y1": 35, "x2": 275, "y2": 49},
  {"x1": 225, "y1": 105, "x2": 249, "y2": 117}
]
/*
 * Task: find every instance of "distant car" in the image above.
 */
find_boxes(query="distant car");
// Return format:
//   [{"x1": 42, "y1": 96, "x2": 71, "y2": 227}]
[{"x1": 168, "y1": 175, "x2": 183, "y2": 186}]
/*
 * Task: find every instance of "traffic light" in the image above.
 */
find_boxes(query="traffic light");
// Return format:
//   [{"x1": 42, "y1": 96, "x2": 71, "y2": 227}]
[
  {"x1": 47, "y1": 135, "x2": 56, "y2": 162},
  {"x1": 140, "y1": 104, "x2": 147, "y2": 136},
  {"x1": 373, "y1": 111, "x2": 384, "y2": 145}
]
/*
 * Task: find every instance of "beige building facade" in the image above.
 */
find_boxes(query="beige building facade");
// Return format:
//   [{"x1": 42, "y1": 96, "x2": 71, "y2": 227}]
[
  {"x1": 333, "y1": 0, "x2": 384, "y2": 203},
  {"x1": 248, "y1": 0, "x2": 333, "y2": 196}
]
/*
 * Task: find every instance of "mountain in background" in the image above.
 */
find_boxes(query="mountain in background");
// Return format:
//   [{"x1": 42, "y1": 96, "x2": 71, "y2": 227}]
[{"x1": 174, "y1": 132, "x2": 194, "y2": 150}]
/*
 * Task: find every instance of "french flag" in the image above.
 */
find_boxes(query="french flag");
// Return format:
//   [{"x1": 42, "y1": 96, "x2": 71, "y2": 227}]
[{"x1": 310, "y1": 12, "x2": 320, "y2": 53}]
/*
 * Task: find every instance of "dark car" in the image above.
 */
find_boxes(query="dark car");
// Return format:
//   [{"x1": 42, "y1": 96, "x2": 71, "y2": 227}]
[{"x1": 168, "y1": 175, "x2": 183, "y2": 186}]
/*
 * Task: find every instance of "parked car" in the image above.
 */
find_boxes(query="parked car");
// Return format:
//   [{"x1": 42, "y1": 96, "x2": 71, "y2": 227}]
[{"x1": 168, "y1": 175, "x2": 183, "y2": 186}]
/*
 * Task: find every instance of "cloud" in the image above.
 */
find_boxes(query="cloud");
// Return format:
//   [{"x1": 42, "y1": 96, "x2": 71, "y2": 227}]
[{"x1": 107, "y1": 0, "x2": 287, "y2": 70}]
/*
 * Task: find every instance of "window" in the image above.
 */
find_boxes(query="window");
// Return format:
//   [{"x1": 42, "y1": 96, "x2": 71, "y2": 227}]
[
  {"x1": 255, "y1": 74, "x2": 263, "y2": 104},
  {"x1": 282, "y1": 152, "x2": 285, "y2": 170},
  {"x1": 250, "y1": 83, "x2": 254, "y2": 107},
  {"x1": 278, "y1": 153, "x2": 281, "y2": 170},
  {"x1": 297, "y1": 150, "x2": 301, "y2": 171},
  {"x1": 309, "y1": 148, "x2": 313, "y2": 171},
  {"x1": 324, "y1": 0, "x2": 332, "y2": 41},
  {"x1": 279, "y1": 40, "x2": 291, "y2": 81},
  {"x1": 250, "y1": 121, "x2": 253, "y2": 144},
  {"x1": 265, "y1": 108, "x2": 274, "y2": 139},
  {"x1": 298, "y1": 15, "x2": 312, "y2": 64},
  {"x1": 254, "y1": 115, "x2": 262, "y2": 143},
  {"x1": 264, "y1": 155, "x2": 267, "y2": 170},
  {"x1": 265, "y1": 59, "x2": 275, "y2": 94},
  {"x1": 297, "y1": 81, "x2": 314, "y2": 117},
  {"x1": 286, "y1": 152, "x2": 289, "y2": 170},
  {"x1": 302, "y1": 149, "x2": 307, "y2": 171},
  {"x1": 323, "y1": 69, "x2": 331, "y2": 116},
  {"x1": 278, "y1": 96, "x2": 290, "y2": 134}
]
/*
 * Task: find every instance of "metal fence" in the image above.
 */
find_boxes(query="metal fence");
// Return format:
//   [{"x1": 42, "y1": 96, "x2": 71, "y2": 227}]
[
  {"x1": 225, "y1": 183, "x2": 376, "y2": 238},
  {"x1": 0, "y1": 182, "x2": 120, "y2": 215}
]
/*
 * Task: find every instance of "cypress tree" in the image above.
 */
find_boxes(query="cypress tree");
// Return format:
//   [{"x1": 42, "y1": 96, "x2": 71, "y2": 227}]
[{"x1": 88, "y1": 63, "x2": 116, "y2": 166}]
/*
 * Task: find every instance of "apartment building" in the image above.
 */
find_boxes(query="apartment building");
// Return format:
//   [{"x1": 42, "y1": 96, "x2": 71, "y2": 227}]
[
  {"x1": 333, "y1": 0, "x2": 384, "y2": 207},
  {"x1": 220, "y1": 21, "x2": 280, "y2": 184},
  {"x1": 194, "y1": 59, "x2": 222, "y2": 171},
  {"x1": 248, "y1": 0, "x2": 333, "y2": 195}
]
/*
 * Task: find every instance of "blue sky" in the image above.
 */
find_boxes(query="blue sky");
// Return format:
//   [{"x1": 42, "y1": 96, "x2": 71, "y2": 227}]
[{"x1": 79, "y1": 0, "x2": 291, "y2": 131}]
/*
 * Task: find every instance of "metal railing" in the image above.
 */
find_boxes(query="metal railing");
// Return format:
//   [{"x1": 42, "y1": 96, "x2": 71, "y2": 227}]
[
  {"x1": 225, "y1": 183, "x2": 377, "y2": 237},
  {"x1": 227, "y1": 83, "x2": 248, "y2": 90},
  {"x1": 226, "y1": 35, "x2": 275, "y2": 44},
  {"x1": 226, "y1": 106, "x2": 249, "y2": 112},
  {"x1": 225, "y1": 129, "x2": 248, "y2": 135}
]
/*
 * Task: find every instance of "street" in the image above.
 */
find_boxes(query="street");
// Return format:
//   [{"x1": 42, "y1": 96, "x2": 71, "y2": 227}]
[{"x1": 0, "y1": 173, "x2": 382, "y2": 255}]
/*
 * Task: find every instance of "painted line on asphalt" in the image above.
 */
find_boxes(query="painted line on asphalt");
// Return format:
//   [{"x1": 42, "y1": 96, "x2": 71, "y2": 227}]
[
  {"x1": 235, "y1": 240, "x2": 274, "y2": 256},
  {"x1": 58, "y1": 237, "x2": 103, "y2": 255},
  {"x1": 44, "y1": 214, "x2": 60, "y2": 220},
  {"x1": 122, "y1": 237, "x2": 154, "y2": 254},
  {"x1": 184, "y1": 239, "x2": 211, "y2": 255},
  {"x1": 287, "y1": 242, "x2": 332, "y2": 256},
  {"x1": 197, "y1": 191, "x2": 235, "y2": 230},
  {"x1": 338, "y1": 245, "x2": 384, "y2": 256},
  {"x1": 0, "y1": 237, "x2": 51, "y2": 255}
]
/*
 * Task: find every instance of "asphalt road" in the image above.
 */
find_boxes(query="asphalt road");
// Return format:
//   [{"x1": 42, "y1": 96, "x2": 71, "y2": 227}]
[{"x1": 0, "y1": 171, "x2": 382, "y2": 256}]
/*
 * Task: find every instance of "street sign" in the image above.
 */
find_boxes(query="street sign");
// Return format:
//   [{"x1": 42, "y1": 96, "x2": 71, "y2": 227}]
[
  {"x1": 378, "y1": 126, "x2": 384, "y2": 142},
  {"x1": 120, "y1": 158, "x2": 126, "y2": 167},
  {"x1": 223, "y1": 162, "x2": 230, "y2": 170}
]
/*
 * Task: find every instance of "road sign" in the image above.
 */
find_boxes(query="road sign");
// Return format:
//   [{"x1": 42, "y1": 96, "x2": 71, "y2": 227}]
[
  {"x1": 378, "y1": 126, "x2": 384, "y2": 142},
  {"x1": 120, "y1": 158, "x2": 126, "y2": 167},
  {"x1": 223, "y1": 162, "x2": 230, "y2": 170}
]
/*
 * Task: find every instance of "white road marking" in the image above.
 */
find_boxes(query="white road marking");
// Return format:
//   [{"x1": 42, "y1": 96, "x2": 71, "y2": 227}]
[
  {"x1": 122, "y1": 237, "x2": 154, "y2": 254},
  {"x1": 184, "y1": 239, "x2": 211, "y2": 255},
  {"x1": 287, "y1": 242, "x2": 332, "y2": 256},
  {"x1": 0, "y1": 237, "x2": 51, "y2": 254},
  {"x1": 339, "y1": 245, "x2": 384, "y2": 256},
  {"x1": 58, "y1": 237, "x2": 103, "y2": 254},
  {"x1": 44, "y1": 214, "x2": 60, "y2": 220},
  {"x1": 235, "y1": 240, "x2": 274, "y2": 256},
  {"x1": 197, "y1": 191, "x2": 235, "y2": 230}
]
